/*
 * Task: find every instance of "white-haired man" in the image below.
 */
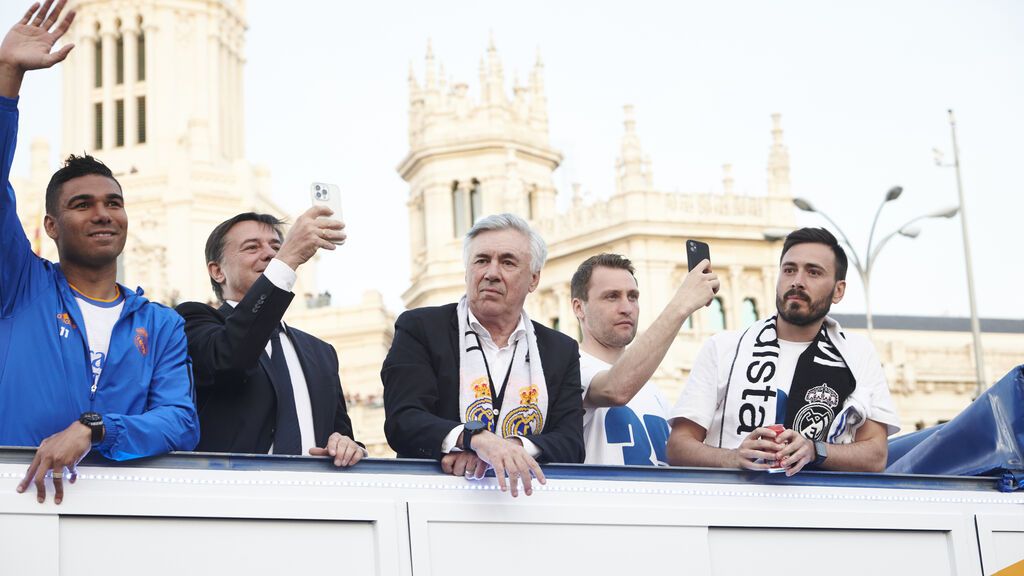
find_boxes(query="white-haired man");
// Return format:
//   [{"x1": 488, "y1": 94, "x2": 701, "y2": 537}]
[{"x1": 382, "y1": 213, "x2": 584, "y2": 497}]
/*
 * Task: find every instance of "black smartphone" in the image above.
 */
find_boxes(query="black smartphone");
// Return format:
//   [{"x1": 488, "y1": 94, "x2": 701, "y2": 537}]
[{"x1": 686, "y1": 239, "x2": 711, "y2": 272}]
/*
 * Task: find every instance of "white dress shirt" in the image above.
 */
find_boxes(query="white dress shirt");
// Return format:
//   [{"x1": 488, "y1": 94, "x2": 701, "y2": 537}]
[
  {"x1": 441, "y1": 307, "x2": 541, "y2": 458},
  {"x1": 228, "y1": 258, "x2": 316, "y2": 454}
]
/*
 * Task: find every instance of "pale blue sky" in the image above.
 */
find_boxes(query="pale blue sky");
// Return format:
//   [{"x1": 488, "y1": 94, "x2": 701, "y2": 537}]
[{"x1": 5, "y1": 1, "x2": 1022, "y2": 319}]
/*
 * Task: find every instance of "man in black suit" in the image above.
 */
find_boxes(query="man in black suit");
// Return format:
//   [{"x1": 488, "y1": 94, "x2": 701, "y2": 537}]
[
  {"x1": 177, "y1": 209, "x2": 363, "y2": 466},
  {"x1": 382, "y1": 213, "x2": 584, "y2": 497}
]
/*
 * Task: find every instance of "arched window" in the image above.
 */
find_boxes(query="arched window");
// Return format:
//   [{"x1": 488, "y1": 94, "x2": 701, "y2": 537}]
[
  {"x1": 452, "y1": 180, "x2": 467, "y2": 237},
  {"x1": 528, "y1": 185, "x2": 539, "y2": 220},
  {"x1": 136, "y1": 18, "x2": 146, "y2": 81},
  {"x1": 708, "y1": 297, "x2": 726, "y2": 331},
  {"x1": 741, "y1": 298, "x2": 759, "y2": 327},
  {"x1": 93, "y1": 23, "x2": 102, "y2": 88},
  {"x1": 470, "y1": 179, "x2": 482, "y2": 225},
  {"x1": 137, "y1": 96, "x2": 147, "y2": 144},
  {"x1": 115, "y1": 99, "x2": 124, "y2": 147},
  {"x1": 115, "y1": 26, "x2": 124, "y2": 84},
  {"x1": 93, "y1": 102, "x2": 103, "y2": 150}
]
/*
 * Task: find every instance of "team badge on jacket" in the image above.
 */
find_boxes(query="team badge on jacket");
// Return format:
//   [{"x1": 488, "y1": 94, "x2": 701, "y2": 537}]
[
  {"x1": 134, "y1": 327, "x2": 149, "y2": 356},
  {"x1": 56, "y1": 312, "x2": 76, "y2": 338}
]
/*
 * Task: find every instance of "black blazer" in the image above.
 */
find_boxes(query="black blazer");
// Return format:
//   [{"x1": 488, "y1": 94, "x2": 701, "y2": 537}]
[
  {"x1": 381, "y1": 303, "x2": 585, "y2": 463},
  {"x1": 176, "y1": 275, "x2": 356, "y2": 454}
]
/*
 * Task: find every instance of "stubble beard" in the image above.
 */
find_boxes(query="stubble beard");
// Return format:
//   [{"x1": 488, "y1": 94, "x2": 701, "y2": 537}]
[{"x1": 776, "y1": 287, "x2": 834, "y2": 327}]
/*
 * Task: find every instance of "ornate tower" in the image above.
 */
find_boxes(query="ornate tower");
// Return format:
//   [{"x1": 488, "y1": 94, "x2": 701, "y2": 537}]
[
  {"x1": 52, "y1": 0, "x2": 291, "y2": 304},
  {"x1": 397, "y1": 39, "x2": 563, "y2": 309}
]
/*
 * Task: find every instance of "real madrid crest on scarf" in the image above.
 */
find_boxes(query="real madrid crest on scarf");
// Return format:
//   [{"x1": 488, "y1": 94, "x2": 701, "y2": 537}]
[
  {"x1": 457, "y1": 297, "x2": 549, "y2": 438},
  {"x1": 792, "y1": 384, "x2": 840, "y2": 440},
  {"x1": 782, "y1": 323, "x2": 855, "y2": 442}
]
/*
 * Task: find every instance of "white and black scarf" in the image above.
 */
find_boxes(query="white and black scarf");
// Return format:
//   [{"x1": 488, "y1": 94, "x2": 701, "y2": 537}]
[{"x1": 718, "y1": 315, "x2": 856, "y2": 448}]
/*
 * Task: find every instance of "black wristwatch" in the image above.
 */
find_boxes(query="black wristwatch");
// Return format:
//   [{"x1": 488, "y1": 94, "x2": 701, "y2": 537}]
[
  {"x1": 79, "y1": 412, "x2": 105, "y2": 445},
  {"x1": 463, "y1": 420, "x2": 486, "y2": 453},
  {"x1": 812, "y1": 440, "x2": 829, "y2": 467}
]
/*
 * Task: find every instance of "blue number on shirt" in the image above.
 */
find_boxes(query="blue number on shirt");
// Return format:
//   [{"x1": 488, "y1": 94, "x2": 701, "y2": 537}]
[
  {"x1": 604, "y1": 406, "x2": 654, "y2": 465},
  {"x1": 643, "y1": 414, "x2": 670, "y2": 465},
  {"x1": 775, "y1": 389, "x2": 788, "y2": 425}
]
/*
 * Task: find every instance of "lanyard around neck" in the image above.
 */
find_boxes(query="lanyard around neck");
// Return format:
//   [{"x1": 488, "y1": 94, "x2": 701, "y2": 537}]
[{"x1": 469, "y1": 330, "x2": 520, "y2": 429}]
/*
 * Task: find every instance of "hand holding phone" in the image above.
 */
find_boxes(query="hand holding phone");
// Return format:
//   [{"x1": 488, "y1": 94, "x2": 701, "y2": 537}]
[
  {"x1": 686, "y1": 239, "x2": 711, "y2": 272},
  {"x1": 311, "y1": 182, "x2": 344, "y2": 245}
]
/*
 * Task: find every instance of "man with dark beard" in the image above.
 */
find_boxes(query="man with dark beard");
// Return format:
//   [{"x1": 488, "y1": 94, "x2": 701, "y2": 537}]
[{"x1": 666, "y1": 228, "x2": 899, "y2": 475}]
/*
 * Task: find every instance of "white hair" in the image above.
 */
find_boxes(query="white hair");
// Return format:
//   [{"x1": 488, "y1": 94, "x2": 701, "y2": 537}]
[{"x1": 462, "y1": 213, "x2": 548, "y2": 274}]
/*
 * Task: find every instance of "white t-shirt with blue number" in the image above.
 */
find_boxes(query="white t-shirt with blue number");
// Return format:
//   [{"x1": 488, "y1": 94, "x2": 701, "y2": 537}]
[{"x1": 580, "y1": 351, "x2": 671, "y2": 466}]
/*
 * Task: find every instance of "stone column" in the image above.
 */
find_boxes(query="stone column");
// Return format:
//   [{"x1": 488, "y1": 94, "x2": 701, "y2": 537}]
[
  {"x1": 233, "y1": 25, "x2": 245, "y2": 159},
  {"x1": 227, "y1": 25, "x2": 241, "y2": 159},
  {"x1": 100, "y1": 22, "x2": 117, "y2": 150},
  {"x1": 423, "y1": 180, "x2": 456, "y2": 256},
  {"x1": 761, "y1": 265, "x2": 776, "y2": 320},
  {"x1": 555, "y1": 284, "x2": 574, "y2": 338},
  {"x1": 73, "y1": 28, "x2": 97, "y2": 155},
  {"x1": 123, "y1": 21, "x2": 137, "y2": 146},
  {"x1": 142, "y1": 19, "x2": 156, "y2": 154},
  {"x1": 408, "y1": 192, "x2": 426, "y2": 271},
  {"x1": 727, "y1": 265, "x2": 743, "y2": 330}
]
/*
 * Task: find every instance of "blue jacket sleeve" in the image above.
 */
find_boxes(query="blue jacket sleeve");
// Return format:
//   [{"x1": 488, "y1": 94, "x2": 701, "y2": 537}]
[
  {"x1": 97, "y1": 313, "x2": 200, "y2": 459},
  {"x1": 0, "y1": 95, "x2": 46, "y2": 318}
]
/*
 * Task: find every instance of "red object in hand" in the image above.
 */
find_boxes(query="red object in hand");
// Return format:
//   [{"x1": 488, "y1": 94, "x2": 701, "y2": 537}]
[{"x1": 765, "y1": 424, "x2": 786, "y2": 470}]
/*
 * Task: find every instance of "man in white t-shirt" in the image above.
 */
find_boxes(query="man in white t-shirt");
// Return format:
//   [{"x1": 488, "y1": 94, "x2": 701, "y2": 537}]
[
  {"x1": 666, "y1": 228, "x2": 900, "y2": 476},
  {"x1": 571, "y1": 254, "x2": 719, "y2": 465}
]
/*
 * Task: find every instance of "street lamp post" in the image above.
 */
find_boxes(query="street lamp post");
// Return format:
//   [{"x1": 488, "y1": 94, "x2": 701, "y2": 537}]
[
  {"x1": 935, "y1": 109, "x2": 986, "y2": 398},
  {"x1": 792, "y1": 190, "x2": 958, "y2": 342}
]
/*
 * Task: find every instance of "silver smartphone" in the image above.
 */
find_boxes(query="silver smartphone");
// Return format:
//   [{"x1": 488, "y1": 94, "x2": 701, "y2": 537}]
[{"x1": 310, "y1": 182, "x2": 343, "y2": 244}]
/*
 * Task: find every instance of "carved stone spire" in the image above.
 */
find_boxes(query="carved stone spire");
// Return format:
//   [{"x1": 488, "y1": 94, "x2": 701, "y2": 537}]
[
  {"x1": 723, "y1": 163, "x2": 734, "y2": 195},
  {"x1": 767, "y1": 113, "x2": 790, "y2": 197},
  {"x1": 528, "y1": 48, "x2": 548, "y2": 130},
  {"x1": 485, "y1": 34, "x2": 505, "y2": 105},
  {"x1": 616, "y1": 105, "x2": 652, "y2": 194},
  {"x1": 424, "y1": 38, "x2": 436, "y2": 90}
]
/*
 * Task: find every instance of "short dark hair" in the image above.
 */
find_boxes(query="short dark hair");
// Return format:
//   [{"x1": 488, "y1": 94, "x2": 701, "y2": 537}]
[
  {"x1": 205, "y1": 212, "x2": 286, "y2": 301},
  {"x1": 571, "y1": 253, "x2": 636, "y2": 301},
  {"x1": 781, "y1": 227, "x2": 848, "y2": 281},
  {"x1": 45, "y1": 154, "x2": 122, "y2": 215}
]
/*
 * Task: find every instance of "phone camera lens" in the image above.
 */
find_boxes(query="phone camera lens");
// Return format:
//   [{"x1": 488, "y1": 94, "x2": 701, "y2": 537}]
[{"x1": 315, "y1": 185, "x2": 321, "y2": 191}]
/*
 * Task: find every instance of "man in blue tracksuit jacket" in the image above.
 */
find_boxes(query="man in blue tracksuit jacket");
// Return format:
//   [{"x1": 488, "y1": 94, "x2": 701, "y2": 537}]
[{"x1": 0, "y1": 1, "x2": 198, "y2": 504}]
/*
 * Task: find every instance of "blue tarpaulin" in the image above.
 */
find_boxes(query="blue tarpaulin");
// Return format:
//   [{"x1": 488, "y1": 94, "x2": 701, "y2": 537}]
[{"x1": 886, "y1": 365, "x2": 1024, "y2": 491}]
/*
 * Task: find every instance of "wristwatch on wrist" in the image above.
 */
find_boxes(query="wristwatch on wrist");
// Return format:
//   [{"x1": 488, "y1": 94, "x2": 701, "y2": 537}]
[
  {"x1": 79, "y1": 412, "x2": 105, "y2": 445},
  {"x1": 812, "y1": 440, "x2": 828, "y2": 467},
  {"x1": 463, "y1": 420, "x2": 486, "y2": 453}
]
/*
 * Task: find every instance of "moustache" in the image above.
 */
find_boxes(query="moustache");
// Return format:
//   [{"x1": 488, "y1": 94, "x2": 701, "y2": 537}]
[
  {"x1": 478, "y1": 282, "x2": 505, "y2": 294},
  {"x1": 784, "y1": 289, "x2": 810, "y2": 302}
]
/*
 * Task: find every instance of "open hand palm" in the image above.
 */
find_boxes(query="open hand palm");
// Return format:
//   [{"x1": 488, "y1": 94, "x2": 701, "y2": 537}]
[{"x1": 0, "y1": 2, "x2": 76, "y2": 71}]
